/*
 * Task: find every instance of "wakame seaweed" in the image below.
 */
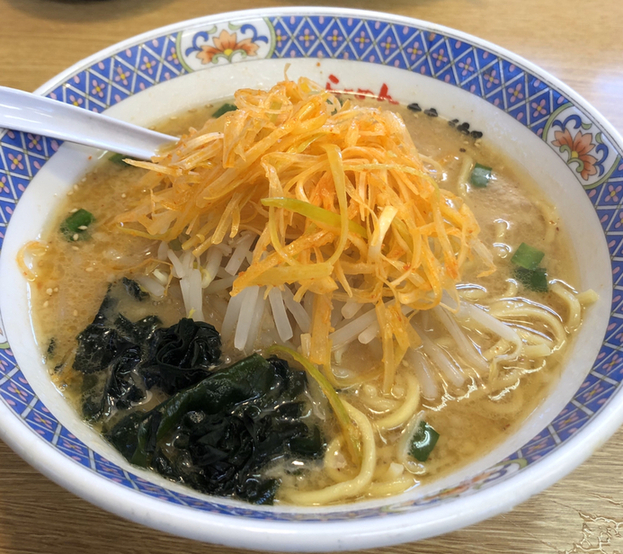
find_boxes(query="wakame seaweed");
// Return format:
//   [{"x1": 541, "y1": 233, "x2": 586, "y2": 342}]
[
  {"x1": 73, "y1": 281, "x2": 323, "y2": 503},
  {"x1": 149, "y1": 317, "x2": 221, "y2": 394},
  {"x1": 122, "y1": 277, "x2": 149, "y2": 301},
  {"x1": 74, "y1": 280, "x2": 222, "y2": 420},
  {"x1": 107, "y1": 354, "x2": 325, "y2": 504}
]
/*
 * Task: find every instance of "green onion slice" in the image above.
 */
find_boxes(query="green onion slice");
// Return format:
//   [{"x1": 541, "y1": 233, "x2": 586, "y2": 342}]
[
  {"x1": 261, "y1": 197, "x2": 367, "y2": 238},
  {"x1": 409, "y1": 420, "x2": 440, "y2": 462},
  {"x1": 108, "y1": 153, "x2": 133, "y2": 165},
  {"x1": 469, "y1": 163, "x2": 493, "y2": 188},
  {"x1": 60, "y1": 208, "x2": 95, "y2": 241},
  {"x1": 514, "y1": 266, "x2": 549, "y2": 293},
  {"x1": 511, "y1": 242, "x2": 545, "y2": 270},
  {"x1": 212, "y1": 103, "x2": 238, "y2": 118}
]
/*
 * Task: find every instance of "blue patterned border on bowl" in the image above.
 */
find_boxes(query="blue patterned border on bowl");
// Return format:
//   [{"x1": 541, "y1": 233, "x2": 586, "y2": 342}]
[{"x1": 1, "y1": 13, "x2": 622, "y2": 521}]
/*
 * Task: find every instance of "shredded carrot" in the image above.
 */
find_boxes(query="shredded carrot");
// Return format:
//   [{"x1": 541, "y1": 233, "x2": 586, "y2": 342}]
[{"x1": 116, "y1": 78, "x2": 495, "y2": 391}]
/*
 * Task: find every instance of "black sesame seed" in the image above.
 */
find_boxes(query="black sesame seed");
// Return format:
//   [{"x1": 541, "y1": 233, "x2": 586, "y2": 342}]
[
  {"x1": 407, "y1": 103, "x2": 422, "y2": 112},
  {"x1": 459, "y1": 148, "x2": 466, "y2": 153},
  {"x1": 448, "y1": 119, "x2": 459, "y2": 127},
  {"x1": 424, "y1": 108, "x2": 438, "y2": 117},
  {"x1": 457, "y1": 122, "x2": 470, "y2": 134},
  {"x1": 471, "y1": 130, "x2": 484, "y2": 139}
]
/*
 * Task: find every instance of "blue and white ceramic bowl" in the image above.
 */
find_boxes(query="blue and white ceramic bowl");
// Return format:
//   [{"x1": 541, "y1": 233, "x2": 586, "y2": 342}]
[{"x1": 0, "y1": 8, "x2": 620, "y2": 551}]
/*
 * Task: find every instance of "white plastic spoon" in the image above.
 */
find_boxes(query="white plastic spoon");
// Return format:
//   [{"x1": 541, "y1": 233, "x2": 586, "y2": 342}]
[{"x1": 0, "y1": 86, "x2": 176, "y2": 160}]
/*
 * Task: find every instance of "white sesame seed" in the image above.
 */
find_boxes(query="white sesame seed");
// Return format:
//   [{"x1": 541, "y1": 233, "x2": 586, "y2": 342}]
[
  {"x1": 121, "y1": 193, "x2": 127, "y2": 199},
  {"x1": 85, "y1": 267, "x2": 94, "y2": 272},
  {"x1": 43, "y1": 301, "x2": 49, "y2": 308},
  {"x1": 67, "y1": 191, "x2": 73, "y2": 196},
  {"x1": 73, "y1": 184, "x2": 79, "y2": 191},
  {"x1": 78, "y1": 225, "x2": 88, "y2": 230},
  {"x1": 46, "y1": 288, "x2": 53, "y2": 295},
  {"x1": 54, "y1": 287, "x2": 59, "y2": 292},
  {"x1": 70, "y1": 208, "x2": 78, "y2": 213},
  {"x1": 72, "y1": 246, "x2": 79, "y2": 251},
  {"x1": 72, "y1": 233, "x2": 79, "y2": 241}
]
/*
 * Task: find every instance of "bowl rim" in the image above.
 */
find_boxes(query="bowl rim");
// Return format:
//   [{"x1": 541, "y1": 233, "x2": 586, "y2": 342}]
[{"x1": 0, "y1": 6, "x2": 621, "y2": 551}]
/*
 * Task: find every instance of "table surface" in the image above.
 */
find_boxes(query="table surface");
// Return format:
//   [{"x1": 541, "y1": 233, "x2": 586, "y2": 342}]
[{"x1": 1, "y1": 0, "x2": 623, "y2": 552}]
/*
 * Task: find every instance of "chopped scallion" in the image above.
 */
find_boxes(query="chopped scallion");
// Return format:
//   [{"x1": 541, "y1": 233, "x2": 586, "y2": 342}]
[
  {"x1": 261, "y1": 197, "x2": 368, "y2": 237},
  {"x1": 109, "y1": 152, "x2": 140, "y2": 165},
  {"x1": 109, "y1": 153, "x2": 128, "y2": 165},
  {"x1": 60, "y1": 209, "x2": 95, "y2": 241},
  {"x1": 511, "y1": 242, "x2": 545, "y2": 270},
  {"x1": 469, "y1": 163, "x2": 493, "y2": 188},
  {"x1": 514, "y1": 266, "x2": 549, "y2": 293},
  {"x1": 108, "y1": 154, "x2": 125, "y2": 164},
  {"x1": 212, "y1": 103, "x2": 238, "y2": 118},
  {"x1": 409, "y1": 420, "x2": 439, "y2": 462}
]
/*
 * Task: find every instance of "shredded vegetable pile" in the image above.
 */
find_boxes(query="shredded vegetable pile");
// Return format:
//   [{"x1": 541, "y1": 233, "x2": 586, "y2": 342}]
[{"x1": 117, "y1": 78, "x2": 495, "y2": 391}]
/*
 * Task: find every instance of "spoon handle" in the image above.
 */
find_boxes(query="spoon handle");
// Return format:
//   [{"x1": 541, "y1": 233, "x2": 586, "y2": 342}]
[{"x1": 0, "y1": 86, "x2": 176, "y2": 160}]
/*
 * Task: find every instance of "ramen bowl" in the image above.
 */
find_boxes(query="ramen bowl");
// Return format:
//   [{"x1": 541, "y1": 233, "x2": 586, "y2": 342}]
[{"x1": 0, "y1": 7, "x2": 620, "y2": 551}]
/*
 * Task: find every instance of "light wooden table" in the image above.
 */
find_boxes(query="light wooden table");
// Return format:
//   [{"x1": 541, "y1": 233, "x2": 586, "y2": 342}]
[{"x1": 1, "y1": 0, "x2": 622, "y2": 552}]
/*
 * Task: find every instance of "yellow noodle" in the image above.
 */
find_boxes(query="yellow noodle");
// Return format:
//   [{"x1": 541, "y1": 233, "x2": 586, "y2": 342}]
[
  {"x1": 366, "y1": 476, "x2": 417, "y2": 496},
  {"x1": 455, "y1": 155, "x2": 473, "y2": 196},
  {"x1": 374, "y1": 373, "x2": 421, "y2": 430},
  {"x1": 534, "y1": 199, "x2": 559, "y2": 245},
  {"x1": 323, "y1": 437, "x2": 356, "y2": 483},
  {"x1": 486, "y1": 386, "x2": 524, "y2": 414},
  {"x1": 284, "y1": 402, "x2": 376, "y2": 505},
  {"x1": 501, "y1": 278, "x2": 519, "y2": 298},
  {"x1": 522, "y1": 344, "x2": 552, "y2": 358},
  {"x1": 489, "y1": 301, "x2": 566, "y2": 348},
  {"x1": 359, "y1": 390, "x2": 400, "y2": 412},
  {"x1": 550, "y1": 282, "x2": 582, "y2": 331}
]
